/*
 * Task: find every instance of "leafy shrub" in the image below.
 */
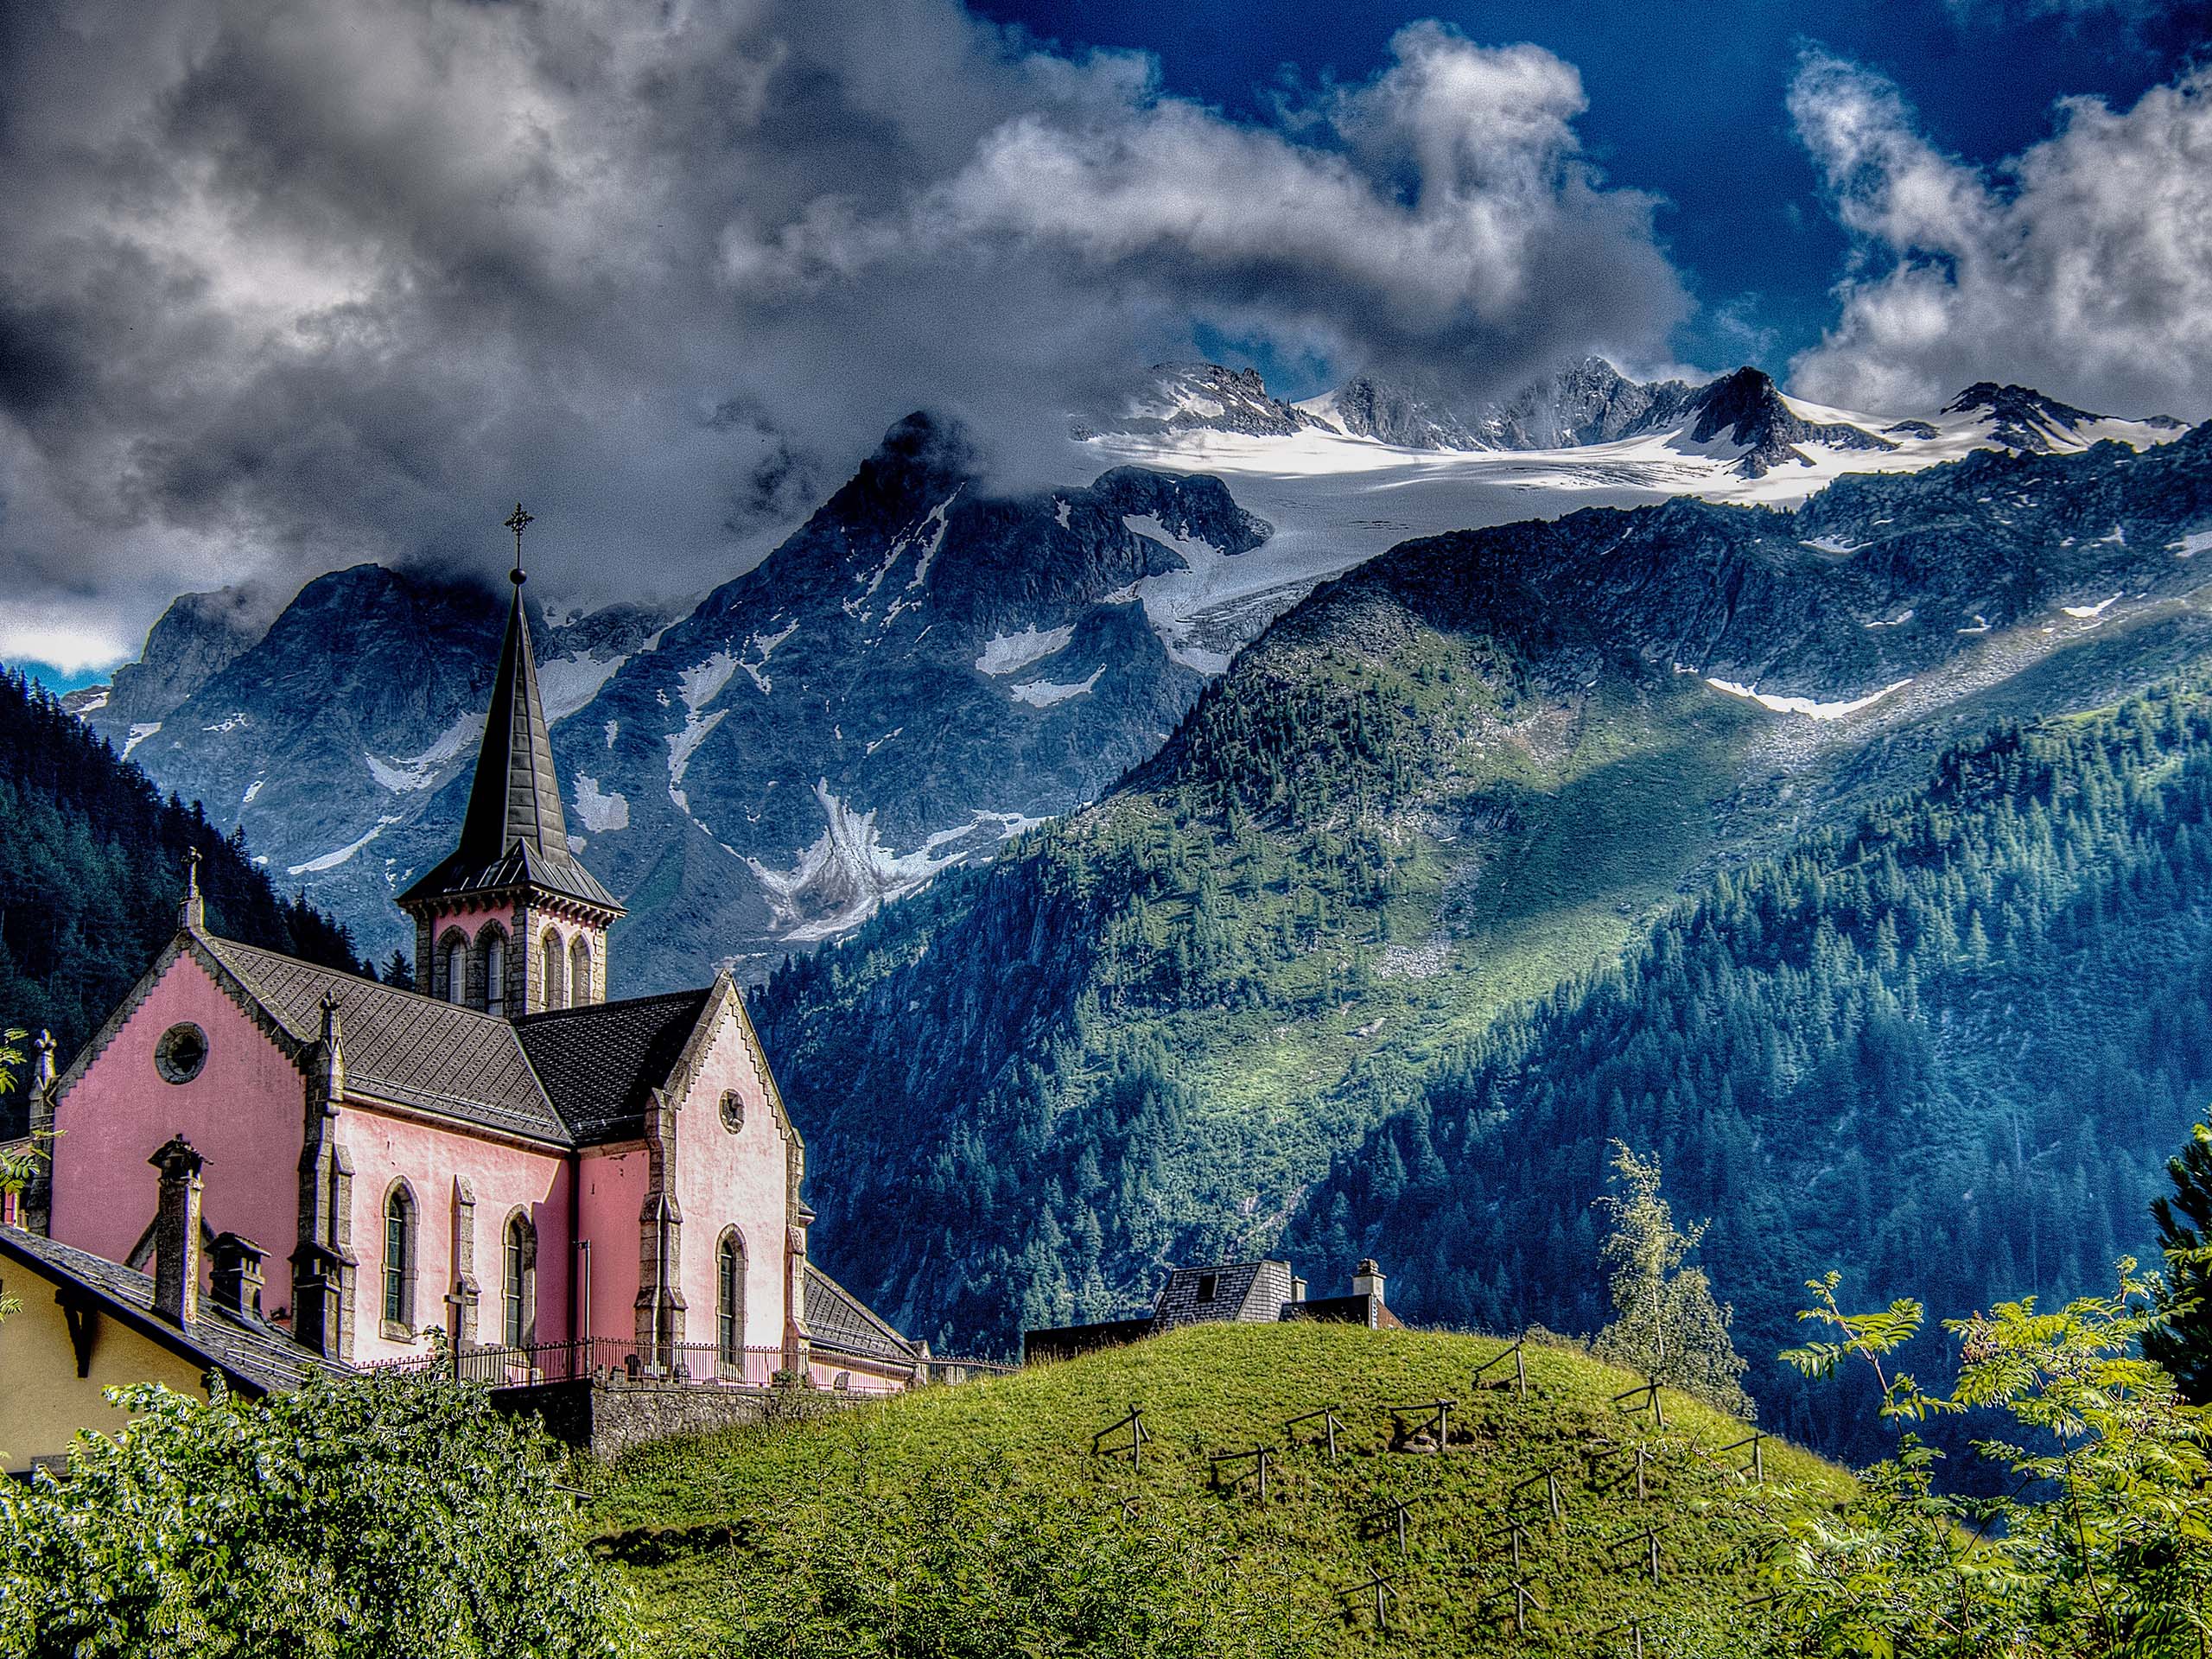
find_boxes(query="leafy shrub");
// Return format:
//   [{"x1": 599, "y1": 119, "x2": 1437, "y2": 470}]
[{"x1": 0, "y1": 1368, "x2": 637, "y2": 1658}]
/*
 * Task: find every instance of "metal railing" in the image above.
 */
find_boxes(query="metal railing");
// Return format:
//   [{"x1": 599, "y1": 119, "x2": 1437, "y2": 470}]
[
  {"x1": 365, "y1": 1336, "x2": 1020, "y2": 1389},
  {"x1": 370, "y1": 1338, "x2": 794, "y2": 1389}
]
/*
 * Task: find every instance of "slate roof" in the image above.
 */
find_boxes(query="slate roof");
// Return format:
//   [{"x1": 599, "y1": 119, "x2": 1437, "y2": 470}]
[
  {"x1": 1151, "y1": 1260, "x2": 1295, "y2": 1330},
  {"x1": 514, "y1": 989, "x2": 715, "y2": 1143},
  {"x1": 202, "y1": 935, "x2": 570, "y2": 1142},
  {"x1": 805, "y1": 1262, "x2": 919, "y2": 1365},
  {"x1": 397, "y1": 570, "x2": 620, "y2": 914},
  {"x1": 0, "y1": 1224, "x2": 348, "y2": 1395}
]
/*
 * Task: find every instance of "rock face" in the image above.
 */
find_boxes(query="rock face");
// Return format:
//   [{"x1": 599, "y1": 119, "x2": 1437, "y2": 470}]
[
  {"x1": 556, "y1": 414, "x2": 1273, "y2": 982},
  {"x1": 67, "y1": 583, "x2": 286, "y2": 728},
  {"x1": 1070, "y1": 364, "x2": 1337, "y2": 441},
  {"x1": 93, "y1": 413, "x2": 1275, "y2": 986},
  {"x1": 80, "y1": 567, "x2": 671, "y2": 969},
  {"x1": 1681, "y1": 366, "x2": 1896, "y2": 477},
  {"x1": 1310, "y1": 358, "x2": 1703, "y2": 453}
]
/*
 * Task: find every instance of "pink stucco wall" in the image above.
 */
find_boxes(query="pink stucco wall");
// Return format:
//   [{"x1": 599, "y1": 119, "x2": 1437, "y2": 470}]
[
  {"x1": 340, "y1": 1105, "x2": 571, "y2": 1366},
  {"x1": 575, "y1": 1145, "x2": 644, "y2": 1348},
  {"x1": 670, "y1": 1014, "x2": 791, "y2": 1357},
  {"x1": 51, "y1": 953, "x2": 305, "y2": 1295}
]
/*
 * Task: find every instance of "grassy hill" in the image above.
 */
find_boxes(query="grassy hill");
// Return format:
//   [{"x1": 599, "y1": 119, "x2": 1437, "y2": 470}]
[{"x1": 586, "y1": 1322, "x2": 1851, "y2": 1658}]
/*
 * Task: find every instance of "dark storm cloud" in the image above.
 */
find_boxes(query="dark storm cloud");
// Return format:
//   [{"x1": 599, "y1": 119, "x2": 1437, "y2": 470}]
[{"x1": 0, "y1": 0, "x2": 1693, "y2": 668}]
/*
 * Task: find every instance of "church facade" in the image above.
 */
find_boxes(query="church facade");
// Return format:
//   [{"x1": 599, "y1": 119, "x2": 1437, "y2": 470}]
[{"x1": 22, "y1": 540, "x2": 920, "y2": 1390}]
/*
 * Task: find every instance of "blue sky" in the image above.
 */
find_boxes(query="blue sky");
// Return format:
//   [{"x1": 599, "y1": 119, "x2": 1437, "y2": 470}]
[
  {"x1": 976, "y1": 0, "x2": 2210, "y2": 388},
  {"x1": 3, "y1": 0, "x2": 2209, "y2": 678}
]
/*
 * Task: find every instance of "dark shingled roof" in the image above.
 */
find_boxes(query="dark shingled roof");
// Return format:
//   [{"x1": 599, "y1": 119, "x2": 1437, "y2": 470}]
[
  {"x1": 202, "y1": 935, "x2": 569, "y2": 1142},
  {"x1": 1151, "y1": 1260, "x2": 1294, "y2": 1330},
  {"x1": 805, "y1": 1263, "x2": 918, "y2": 1366},
  {"x1": 397, "y1": 570, "x2": 619, "y2": 914},
  {"x1": 0, "y1": 1225, "x2": 348, "y2": 1395},
  {"x1": 515, "y1": 989, "x2": 715, "y2": 1143}
]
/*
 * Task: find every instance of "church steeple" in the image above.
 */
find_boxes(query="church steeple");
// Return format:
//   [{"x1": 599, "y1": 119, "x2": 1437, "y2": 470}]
[
  {"x1": 397, "y1": 505, "x2": 625, "y2": 1016},
  {"x1": 455, "y1": 518, "x2": 569, "y2": 869}
]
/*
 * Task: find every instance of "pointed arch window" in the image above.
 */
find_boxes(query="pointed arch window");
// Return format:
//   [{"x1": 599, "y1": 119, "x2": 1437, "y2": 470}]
[
  {"x1": 383, "y1": 1184, "x2": 416, "y2": 1331},
  {"x1": 483, "y1": 930, "x2": 507, "y2": 1017},
  {"x1": 503, "y1": 1212, "x2": 537, "y2": 1349},
  {"x1": 540, "y1": 931, "x2": 566, "y2": 1011},
  {"x1": 716, "y1": 1230, "x2": 746, "y2": 1372},
  {"x1": 569, "y1": 935, "x2": 592, "y2": 1007},
  {"x1": 442, "y1": 931, "x2": 468, "y2": 1006}
]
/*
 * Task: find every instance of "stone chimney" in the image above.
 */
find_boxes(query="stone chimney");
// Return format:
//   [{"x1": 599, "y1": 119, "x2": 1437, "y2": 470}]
[
  {"x1": 1351, "y1": 1258, "x2": 1387, "y2": 1306},
  {"x1": 210, "y1": 1232, "x2": 266, "y2": 1319},
  {"x1": 149, "y1": 1136, "x2": 205, "y2": 1325},
  {"x1": 1290, "y1": 1274, "x2": 1307, "y2": 1303}
]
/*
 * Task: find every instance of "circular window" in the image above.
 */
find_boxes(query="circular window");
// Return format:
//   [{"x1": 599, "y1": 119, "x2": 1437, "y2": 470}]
[
  {"x1": 720, "y1": 1090, "x2": 745, "y2": 1133},
  {"x1": 155, "y1": 1023, "x2": 208, "y2": 1084}
]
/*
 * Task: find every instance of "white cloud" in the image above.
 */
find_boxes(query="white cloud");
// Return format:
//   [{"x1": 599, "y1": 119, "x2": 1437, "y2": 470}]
[
  {"x1": 1787, "y1": 51, "x2": 2212, "y2": 419},
  {"x1": 0, "y1": 3, "x2": 1684, "y2": 666}
]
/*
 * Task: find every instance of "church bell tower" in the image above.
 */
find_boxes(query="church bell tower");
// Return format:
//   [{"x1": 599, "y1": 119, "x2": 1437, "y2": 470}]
[{"x1": 396, "y1": 505, "x2": 625, "y2": 1016}]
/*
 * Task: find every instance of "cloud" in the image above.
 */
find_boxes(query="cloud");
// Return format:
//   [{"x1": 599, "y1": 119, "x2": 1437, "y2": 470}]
[
  {"x1": 1786, "y1": 49, "x2": 2212, "y2": 419},
  {"x1": 0, "y1": 2, "x2": 1683, "y2": 667}
]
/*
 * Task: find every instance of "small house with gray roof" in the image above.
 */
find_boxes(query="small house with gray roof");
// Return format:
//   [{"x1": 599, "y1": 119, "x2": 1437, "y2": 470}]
[{"x1": 1024, "y1": 1257, "x2": 1399, "y2": 1364}]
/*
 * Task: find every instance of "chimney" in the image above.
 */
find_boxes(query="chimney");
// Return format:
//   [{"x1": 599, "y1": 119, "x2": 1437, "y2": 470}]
[
  {"x1": 1351, "y1": 1258, "x2": 1387, "y2": 1306},
  {"x1": 149, "y1": 1136, "x2": 205, "y2": 1325},
  {"x1": 210, "y1": 1232, "x2": 266, "y2": 1319},
  {"x1": 1290, "y1": 1274, "x2": 1307, "y2": 1304}
]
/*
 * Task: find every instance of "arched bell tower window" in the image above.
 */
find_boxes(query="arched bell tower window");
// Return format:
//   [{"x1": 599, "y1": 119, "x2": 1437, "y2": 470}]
[
  {"x1": 716, "y1": 1229, "x2": 746, "y2": 1371},
  {"x1": 569, "y1": 935, "x2": 593, "y2": 1007},
  {"x1": 383, "y1": 1183, "x2": 417, "y2": 1332},
  {"x1": 503, "y1": 1211, "x2": 537, "y2": 1348},
  {"x1": 482, "y1": 928, "x2": 507, "y2": 1017},
  {"x1": 438, "y1": 928, "x2": 469, "y2": 1006},
  {"x1": 540, "y1": 931, "x2": 566, "y2": 1012}
]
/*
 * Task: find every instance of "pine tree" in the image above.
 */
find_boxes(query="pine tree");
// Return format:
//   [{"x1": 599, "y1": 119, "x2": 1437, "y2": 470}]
[
  {"x1": 2147, "y1": 1119, "x2": 2212, "y2": 1404},
  {"x1": 382, "y1": 950, "x2": 416, "y2": 991},
  {"x1": 1591, "y1": 1141, "x2": 1754, "y2": 1419}
]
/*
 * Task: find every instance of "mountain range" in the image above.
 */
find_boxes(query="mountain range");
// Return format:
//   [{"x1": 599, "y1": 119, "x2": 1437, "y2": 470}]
[
  {"x1": 743, "y1": 419, "x2": 2212, "y2": 1432},
  {"x1": 66, "y1": 361, "x2": 2187, "y2": 989}
]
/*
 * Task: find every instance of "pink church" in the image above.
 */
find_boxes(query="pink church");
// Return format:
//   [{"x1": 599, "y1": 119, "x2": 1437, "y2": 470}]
[{"x1": 24, "y1": 548, "x2": 922, "y2": 1392}]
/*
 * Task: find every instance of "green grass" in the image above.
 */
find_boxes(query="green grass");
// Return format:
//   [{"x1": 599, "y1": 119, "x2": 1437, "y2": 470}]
[{"x1": 588, "y1": 1322, "x2": 1851, "y2": 1657}]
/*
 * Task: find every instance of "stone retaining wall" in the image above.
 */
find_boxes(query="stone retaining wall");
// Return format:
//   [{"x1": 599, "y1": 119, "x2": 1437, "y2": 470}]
[{"x1": 493, "y1": 1374, "x2": 846, "y2": 1457}]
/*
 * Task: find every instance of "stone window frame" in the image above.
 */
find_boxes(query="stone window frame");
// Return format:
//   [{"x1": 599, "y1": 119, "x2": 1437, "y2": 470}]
[
  {"x1": 715, "y1": 1227, "x2": 747, "y2": 1376},
  {"x1": 538, "y1": 928, "x2": 567, "y2": 1012},
  {"x1": 502, "y1": 1209, "x2": 537, "y2": 1350},
  {"x1": 477, "y1": 921, "x2": 512, "y2": 1018},
  {"x1": 154, "y1": 1021, "x2": 209, "y2": 1085},
  {"x1": 436, "y1": 926, "x2": 470, "y2": 1007},
  {"x1": 382, "y1": 1179, "x2": 419, "y2": 1338}
]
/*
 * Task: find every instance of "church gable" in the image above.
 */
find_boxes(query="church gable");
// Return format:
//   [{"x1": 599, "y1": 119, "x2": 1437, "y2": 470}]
[{"x1": 47, "y1": 944, "x2": 311, "y2": 1272}]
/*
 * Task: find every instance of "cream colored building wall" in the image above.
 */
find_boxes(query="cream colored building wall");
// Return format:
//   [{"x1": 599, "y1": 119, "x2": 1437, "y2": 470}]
[{"x1": 0, "y1": 1260, "x2": 213, "y2": 1475}]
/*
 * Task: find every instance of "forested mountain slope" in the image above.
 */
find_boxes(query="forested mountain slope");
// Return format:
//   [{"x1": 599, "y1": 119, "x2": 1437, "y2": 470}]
[
  {"x1": 0, "y1": 671, "x2": 366, "y2": 1132},
  {"x1": 1285, "y1": 693, "x2": 2212, "y2": 1459},
  {"x1": 753, "y1": 427, "x2": 2212, "y2": 1358}
]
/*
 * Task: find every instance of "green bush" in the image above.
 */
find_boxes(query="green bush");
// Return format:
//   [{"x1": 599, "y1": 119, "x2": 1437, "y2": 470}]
[{"x1": 0, "y1": 1368, "x2": 637, "y2": 1658}]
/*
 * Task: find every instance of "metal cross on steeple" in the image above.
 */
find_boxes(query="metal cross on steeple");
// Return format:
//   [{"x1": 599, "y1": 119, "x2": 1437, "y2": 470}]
[{"x1": 504, "y1": 502, "x2": 534, "y2": 582}]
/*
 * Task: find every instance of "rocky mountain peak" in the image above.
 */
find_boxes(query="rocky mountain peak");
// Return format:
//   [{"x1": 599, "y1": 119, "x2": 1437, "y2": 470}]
[
  {"x1": 1686, "y1": 366, "x2": 1894, "y2": 478},
  {"x1": 1069, "y1": 363, "x2": 1334, "y2": 442}
]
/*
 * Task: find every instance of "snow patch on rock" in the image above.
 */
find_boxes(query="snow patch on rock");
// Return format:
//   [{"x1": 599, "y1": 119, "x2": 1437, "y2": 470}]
[
  {"x1": 1705, "y1": 677, "x2": 1912, "y2": 720},
  {"x1": 976, "y1": 624, "x2": 1076, "y2": 677},
  {"x1": 747, "y1": 782, "x2": 1044, "y2": 943},
  {"x1": 289, "y1": 814, "x2": 402, "y2": 874},
  {"x1": 123, "y1": 721, "x2": 162, "y2": 757},
  {"x1": 574, "y1": 774, "x2": 630, "y2": 833},
  {"x1": 538, "y1": 651, "x2": 629, "y2": 724},
  {"x1": 1010, "y1": 666, "x2": 1105, "y2": 708},
  {"x1": 365, "y1": 712, "x2": 478, "y2": 792},
  {"x1": 2062, "y1": 595, "x2": 2119, "y2": 620}
]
